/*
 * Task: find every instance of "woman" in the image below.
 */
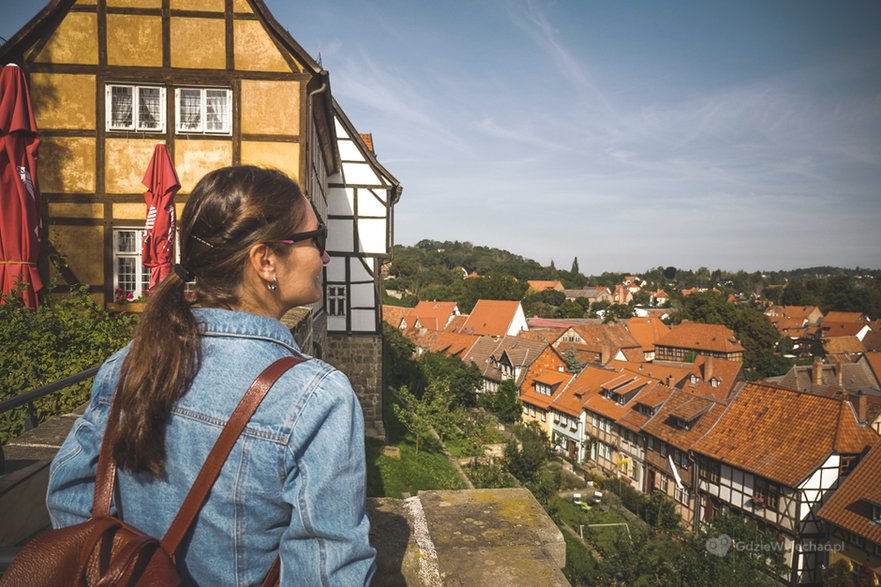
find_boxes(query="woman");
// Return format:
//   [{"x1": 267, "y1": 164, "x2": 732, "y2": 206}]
[{"x1": 47, "y1": 166, "x2": 376, "y2": 585}]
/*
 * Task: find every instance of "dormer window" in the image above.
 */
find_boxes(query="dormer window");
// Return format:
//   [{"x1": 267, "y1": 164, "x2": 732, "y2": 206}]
[
  {"x1": 535, "y1": 382, "x2": 552, "y2": 396},
  {"x1": 710, "y1": 378, "x2": 720, "y2": 388},
  {"x1": 690, "y1": 374, "x2": 698, "y2": 385},
  {"x1": 872, "y1": 504, "x2": 881, "y2": 525}
]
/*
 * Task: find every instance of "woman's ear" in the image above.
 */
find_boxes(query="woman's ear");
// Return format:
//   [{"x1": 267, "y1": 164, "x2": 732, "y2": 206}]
[{"x1": 246, "y1": 243, "x2": 277, "y2": 283}]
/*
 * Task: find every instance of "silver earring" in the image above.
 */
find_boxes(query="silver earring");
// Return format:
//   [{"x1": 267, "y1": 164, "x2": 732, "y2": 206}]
[{"x1": 266, "y1": 279, "x2": 278, "y2": 291}]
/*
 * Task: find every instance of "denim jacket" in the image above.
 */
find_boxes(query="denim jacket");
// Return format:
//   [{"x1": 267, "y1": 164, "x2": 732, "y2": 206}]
[{"x1": 47, "y1": 308, "x2": 376, "y2": 586}]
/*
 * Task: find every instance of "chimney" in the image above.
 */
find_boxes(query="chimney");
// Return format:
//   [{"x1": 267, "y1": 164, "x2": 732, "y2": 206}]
[
  {"x1": 704, "y1": 356, "x2": 715, "y2": 382},
  {"x1": 813, "y1": 356, "x2": 823, "y2": 386},
  {"x1": 666, "y1": 374, "x2": 675, "y2": 388},
  {"x1": 837, "y1": 365, "x2": 844, "y2": 387},
  {"x1": 601, "y1": 344, "x2": 611, "y2": 364},
  {"x1": 857, "y1": 393, "x2": 869, "y2": 423}
]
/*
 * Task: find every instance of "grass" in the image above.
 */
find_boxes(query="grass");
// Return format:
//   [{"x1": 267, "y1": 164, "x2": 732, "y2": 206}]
[
  {"x1": 550, "y1": 495, "x2": 639, "y2": 555},
  {"x1": 365, "y1": 390, "x2": 467, "y2": 498}
]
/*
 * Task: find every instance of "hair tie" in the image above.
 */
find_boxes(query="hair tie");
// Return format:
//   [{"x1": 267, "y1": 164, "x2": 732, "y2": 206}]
[{"x1": 174, "y1": 264, "x2": 195, "y2": 282}]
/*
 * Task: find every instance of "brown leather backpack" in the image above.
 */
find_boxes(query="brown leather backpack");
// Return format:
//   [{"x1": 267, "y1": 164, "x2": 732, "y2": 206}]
[{"x1": 1, "y1": 356, "x2": 305, "y2": 586}]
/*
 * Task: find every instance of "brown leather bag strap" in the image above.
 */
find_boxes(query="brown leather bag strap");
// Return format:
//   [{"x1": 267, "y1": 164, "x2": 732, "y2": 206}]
[
  {"x1": 93, "y1": 383, "x2": 123, "y2": 517},
  {"x1": 160, "y1": 355, "x2": 306, "y2": 554}
]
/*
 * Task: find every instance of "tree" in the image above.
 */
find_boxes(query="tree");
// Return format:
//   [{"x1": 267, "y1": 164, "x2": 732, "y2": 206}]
[
  {"x1": 391, "y1": 385, "x2": 433, "y2": 454},
  {"x1": 417, "y1": 352, "x2": 482, "y2": 407},
  {"x1": 562, "y1": 347, "x2": 583, "y2": 373},
  {"x1": 570, "y1": 257, "x2": 579, "y2": 274},
  {"x1": 504, "y1": 423, "x2": 549, "y2": 483},
  {"x1": 557, "y1": 299, "x2": 585, "y2": 319},
  {"x1": 643, "y1": 491, "x2": 681, "y2": 531},
  {"x1": 382, "y1": 323, "x2": 420, "y2": 389},
  {"x1": 490, "y1": 379, "x2": 521, "y2": 423}
]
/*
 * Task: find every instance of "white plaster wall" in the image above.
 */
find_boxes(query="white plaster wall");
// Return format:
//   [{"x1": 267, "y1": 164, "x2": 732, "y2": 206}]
[
  {"x1": 507, "y1": 304, "x2": 529, "y2": 335},
  {"x1": 358, "y1": 189, "x2": 387, "y2": 216},
  {"x1": 342, "y1": 161, "x2": 381, "y2": 186},
  {"x1": 357, "y1": 218, "x2": 387, "y2": 254}
]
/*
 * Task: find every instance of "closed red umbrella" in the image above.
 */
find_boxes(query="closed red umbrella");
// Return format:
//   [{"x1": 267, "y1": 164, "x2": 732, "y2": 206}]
[
  {"x1": 0, "y1": 63, "x2": 43, "y2": 308},
  {"x1": 141, "y1": 143, "x2": 180, "y2": 291}
]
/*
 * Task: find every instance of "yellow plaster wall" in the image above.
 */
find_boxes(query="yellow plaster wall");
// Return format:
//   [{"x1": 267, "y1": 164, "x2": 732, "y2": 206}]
[
  {"x1": 39, "y1": 138, "x2": 96, "y2": 193},
  {"x1": 106, "y1": 15, "x2": 163, "y2": 67},
  {"x1": 174, "y1": 140, "x2": 233, "y2": 193},
  {"x1": 75, "y1": 0, "x2": 97, "y2": 5},
  {"x1": 48, "y1": 203, "x2": 103, "y2": 219},
  {"x1": 240, "y1": 80, "x2": 300, "y2": 135},
  {"x1": 232, "y1": 0, "x2": 253, "y2": 13},
  {"x1": 240, "y1": 141, "x2": 300, "y2": 182},
  {"x1": 112, "y1": 203, "x2": 150, "y2": 220},
  {"x1": 49, "y1": 225, "x2": 105, "y2": 285},
  {"x1": 233, "y1": 20, "x2": 294, "y2": 72},
  {"x1": 107, "y1": 0, "x2": 160, "y2": 7},
  {"x1": 171, "y1": 0, "x2": 224, "y2": 11},
  {"x1": 105, "y1": 139, "x2": 160, "y2": 194},
  {"x1": 34, "y1": 13, "x2": 98, "y2": 65},
  {"x1": 29, "y1": 74, "x2": 96, "y2": 130},
  {"x1": 170, "y1": 18, "x2": 226, "y2": 69}
]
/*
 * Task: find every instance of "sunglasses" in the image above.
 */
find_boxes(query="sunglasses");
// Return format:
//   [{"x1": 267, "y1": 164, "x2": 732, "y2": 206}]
[{"x1": 278, "y1": 223, "x2": 328, "y2": 255}]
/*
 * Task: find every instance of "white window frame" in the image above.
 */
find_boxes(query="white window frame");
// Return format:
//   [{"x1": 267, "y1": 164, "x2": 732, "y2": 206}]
[
  {"x1": 113, "y1": 228, "x2": 151, "y2": 299},
  {"x1": 328, "y1": 285, "x2": 346, "y2": 316},
  {"x1": 106, "y1": 84, "x2": 166, "y2": 132},
  {"x1": 872, "y1": 504, "x2": 881, "y2": 525},
  {"x1": 175, "y1": 87, "x2": 233, "y2": 135}
]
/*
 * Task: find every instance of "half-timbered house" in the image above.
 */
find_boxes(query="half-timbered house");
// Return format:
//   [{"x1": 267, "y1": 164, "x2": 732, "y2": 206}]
[
  {"x1": 1, "y1": 0, "x2": 399, "y2": 438},
  {"x1": 691, "y1": 382, "x2": 879, "y2": 585},
  {"x1": 818, "y1": 440, "x2": 881, "y2": 585}
]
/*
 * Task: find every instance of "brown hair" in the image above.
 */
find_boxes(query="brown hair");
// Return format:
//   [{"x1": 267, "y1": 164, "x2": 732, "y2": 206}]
[{"x1": 112, "y1": 166, "x2": 308, "y2": 475}]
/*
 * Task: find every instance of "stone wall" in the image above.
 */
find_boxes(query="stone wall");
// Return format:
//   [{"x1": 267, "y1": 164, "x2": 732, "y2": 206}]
[{"x1": 324, "y1": 333, "x2": 386, "y2": 439}]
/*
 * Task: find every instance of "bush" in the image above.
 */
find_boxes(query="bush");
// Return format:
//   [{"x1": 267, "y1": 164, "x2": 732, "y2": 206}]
[{"x1": 0, "y1": 287, "x2": 134, "y2": 443}]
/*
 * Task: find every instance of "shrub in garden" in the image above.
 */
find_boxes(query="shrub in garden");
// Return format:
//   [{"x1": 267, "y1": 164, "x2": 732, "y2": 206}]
[{"x1": 0, "y1": 287, "x2": 134, "y2": 443}]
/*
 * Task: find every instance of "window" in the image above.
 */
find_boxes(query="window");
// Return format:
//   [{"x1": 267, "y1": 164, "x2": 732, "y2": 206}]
[
  {"x1": 872, "y1": 504, "x2": 881, "y2": 524},
  {"x1": 106, "y1": 84, "x2": 166, "y2": 132},
  {"x1": 847, "y1": 532, "x2": 865, "y2": 549},
  {"x1": 541, "y1": 411, "x2": 546, "y2": 422},
  {"x1": 598, "y1": 443, "x2": 612, "y2": 460},
  {"x1": 840, "y1": 455, "x2": 857, "y2": 477},
  {"x1": 328, "y1": 285, "x2": 346, "y2": 316},
  {"x1": 175, "y1": 88, "x2": 232, "y2": 134},
  {"x1": 700, "y1": 459, "x2": 721, "y2": 484},
  {"x1": 675, "y1": 486, "x2": 689, "y2": 505},
  {"x1": 113, "y1": 228, "x2": 151, "y2": 299},
  {"x1": 753, "y1": 477, "x2": 780, "y2": 511},
  {"x1": 535, "y1": 382, "x2": 553, "y2": 396}
]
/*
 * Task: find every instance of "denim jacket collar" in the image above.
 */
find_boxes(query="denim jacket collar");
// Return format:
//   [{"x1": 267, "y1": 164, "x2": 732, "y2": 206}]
[{"x1": 193, "y1": 307, "x2": 303, "y2": 354}]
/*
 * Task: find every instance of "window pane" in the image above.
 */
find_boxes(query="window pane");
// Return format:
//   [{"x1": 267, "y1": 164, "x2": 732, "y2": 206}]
[
  {"x1": 141, "y1": 265, "x2": 151, "y2": 295},
  {"x1": 138, "y1": 87, "x2": 162, "y2": 130},
  {"x1": 206, "y1": 90, "x2": 229, "y2": 132},
  {"x1": 116, "y1": 230, "x2": 137, "y2": 253},
  {"x1": 111, "y1": 86, "x2": 133, "y2": 128},
  {"x1": 117, "y1": 258, "x2": 136, "y2": 295},
  {"x1": 179, "y1": 89, "x2": 202, "y2": 132}
]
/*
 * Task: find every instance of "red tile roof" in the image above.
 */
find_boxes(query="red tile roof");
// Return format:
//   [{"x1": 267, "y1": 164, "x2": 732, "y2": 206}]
[
  {"x1": 691, "y1": 382, "x2": 879, "y2": 486},
  {"x1": 516, "y1": 327, "x2": 566, "y2": 344},
  {"x1": 823, "y1": 336, "x2": 865, "y2": 355},
  {"x1": 864, "y1": 352, "x2": 881, "y2": 387},
  {"x1": 608, "y1": 359, "x2": 694, "y2": 387},
  {"x1": 655, "y1": 321, "x2": 745, "y2": 354},
  {"x1": 822, "y1": 322, "x2": 869, "y2": 338},
  {"x1": 818, "y1": 440, "x2": 881, "y2": 544},
  {"x1": 460, "y1": 300, "x2": 523, "y2": 337}
]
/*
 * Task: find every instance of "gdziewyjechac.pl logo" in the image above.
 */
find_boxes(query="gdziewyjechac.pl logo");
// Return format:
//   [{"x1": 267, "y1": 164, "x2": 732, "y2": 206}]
[{"x1": 705, "y1": 534, "x2": 733, "y2": 557}]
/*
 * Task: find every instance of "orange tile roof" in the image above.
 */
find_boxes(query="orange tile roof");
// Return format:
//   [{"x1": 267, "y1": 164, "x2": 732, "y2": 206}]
[
  {"x1": 446, "y1": 314, "x2": 468, "y2": 332},
  {"x1": 516, "y1": 327, "x2": 566, "y2": 344},
  {"x1": 626, "y1": 316, "x2": 671, "y2": 352},
  {"x1": 382, "y1": 305, "x2": 411, "y2": 328},
  {"x1": 426, "y1": 331, "x2": 480, "y2": 358},
  {"x1": 565, "y1": 323, "x2": 643, "y2": 355},
  {"x1": 641, "y1": 389, "x2": 726, "y2": 452},
  {"x1": 864, "y1": 352, "x2": 881, "y2": 386},
  {"x1": 680, "y1": 356, "x2": 745, "y2": 401},
  {"x1": 823, "y1": 336, "x2": 865, "y2": 355},
  {"x1": 822, "y1": 322, "x2": 868, "y2": 337},
  {"x1": 608, "y1": 359, "x2": 694, "y2": 387},
  {"x1": 408, "y1": 301, "x2": 458, "y2": 331},
  {"x1": 527, "y1": 280, "x2": 563, "y2": 291},
  {"x1": 565, "y1": 364, "x2": 622, "y2": 401},
  {"x1": 818, "y1": 440, "x2": 881, "y2": 544},
  {"x1": 521, "y1": 367, "x2": 574, "y2": 411},
  {"x1": 774, "y1": 306, "x2": 821, "y2": 321},
  {"x1": 655, "y1": 321, "x2": 745, "y2": 353},
  {"x1": 460, "y1": 300, "x2": 522, "y2": 337},
  {"x1": 824, "y1": 311, "x2": 866, "y2": 324},
  {"x1": 691, "y1": 382, "x2": 879, "y2": 486},
  {"x1": 864, "y1": 331, "x2": 881, "y2": 353},
  {"x1": 582, "y1": 375, "x2": 656, "y2": 421}
]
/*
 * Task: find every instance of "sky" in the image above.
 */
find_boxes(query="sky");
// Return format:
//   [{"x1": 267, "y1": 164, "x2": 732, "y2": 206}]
[{"x1": 3, "y1": 1, "x2": 880, "y2": 274}]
